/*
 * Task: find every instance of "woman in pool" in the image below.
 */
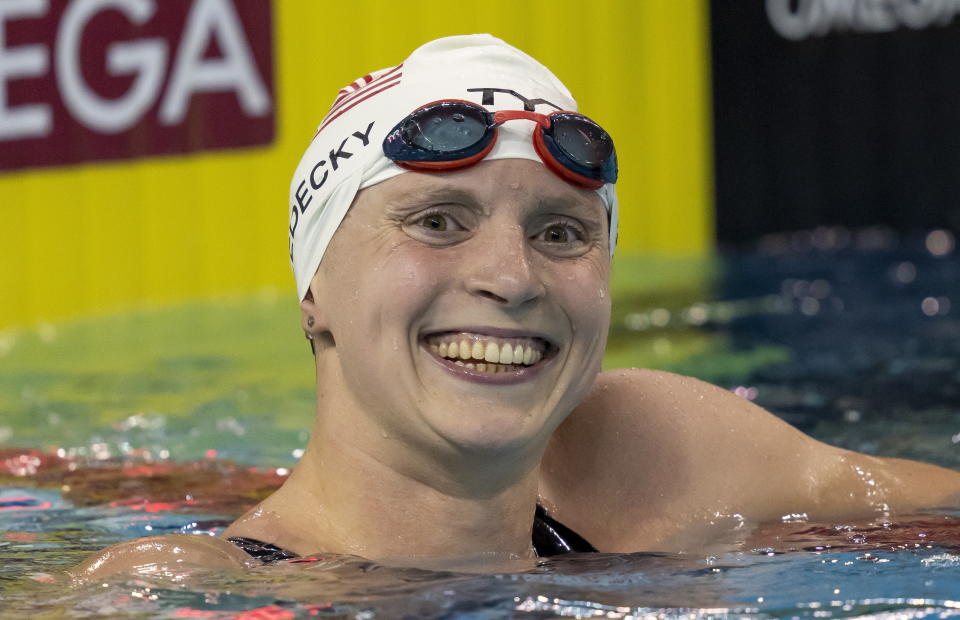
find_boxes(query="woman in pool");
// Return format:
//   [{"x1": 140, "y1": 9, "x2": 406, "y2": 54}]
[{"x1": 72, "y1": 35, "x2": 960, "y2": 578}]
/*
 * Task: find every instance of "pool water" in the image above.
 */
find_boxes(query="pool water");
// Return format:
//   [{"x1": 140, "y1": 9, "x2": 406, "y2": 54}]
[{"x1": 2, "y1": 227, "x2": 959, "y2": 618}]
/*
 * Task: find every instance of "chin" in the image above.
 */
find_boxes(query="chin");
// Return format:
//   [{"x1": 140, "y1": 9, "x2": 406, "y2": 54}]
[{"x1": 426, "y1": 404, "x2": 557, "y2": 455}]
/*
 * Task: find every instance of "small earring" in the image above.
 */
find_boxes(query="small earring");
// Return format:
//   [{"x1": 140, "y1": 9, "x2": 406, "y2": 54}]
[{"x1": 307, "y1": 316, "x2": 315, "y2": 328}]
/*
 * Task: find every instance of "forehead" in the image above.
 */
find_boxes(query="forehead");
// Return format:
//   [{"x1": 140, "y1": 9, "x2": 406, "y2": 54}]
[{"x1": 361, "y1": 159, "x2": 607, "y2": 217}]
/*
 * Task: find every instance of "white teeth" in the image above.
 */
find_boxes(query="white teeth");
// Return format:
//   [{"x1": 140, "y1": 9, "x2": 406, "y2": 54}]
[
  {"x1": 499, "y1": 343, "x2": 513, "y2": 364},
  {"x1": 447, "y1": 360, "x2": 525, "y2": 374},
  {"x1": 429, "y1": 334, "x2": 549, "y2": 367}
]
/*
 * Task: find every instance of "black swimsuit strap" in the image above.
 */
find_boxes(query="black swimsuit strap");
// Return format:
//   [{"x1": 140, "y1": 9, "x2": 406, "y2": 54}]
[
  {"x1": 227, "y1": 504, "x2": 596, "y2": 562},
  {"x1": 226, "y1": 536, "x2": 299, "y2": 563},
  {"x1": 532, "y1": 504, "x2": 597, "y2": 556}
]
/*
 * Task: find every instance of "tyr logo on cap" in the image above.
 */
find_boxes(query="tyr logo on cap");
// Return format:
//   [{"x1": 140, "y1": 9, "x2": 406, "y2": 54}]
[{"x1": 466, "y1": 88, "x2": 562, "y2": 112}]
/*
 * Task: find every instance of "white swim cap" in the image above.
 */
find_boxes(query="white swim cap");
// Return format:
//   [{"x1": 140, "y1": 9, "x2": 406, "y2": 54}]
[{"x1": 288, "y1": 34, "x2": 619, "y2": 300}]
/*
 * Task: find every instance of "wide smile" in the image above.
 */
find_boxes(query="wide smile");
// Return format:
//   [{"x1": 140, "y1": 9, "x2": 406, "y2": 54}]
[{"x1": 420, "y1": 330, "x2": 558, "y2": 384}]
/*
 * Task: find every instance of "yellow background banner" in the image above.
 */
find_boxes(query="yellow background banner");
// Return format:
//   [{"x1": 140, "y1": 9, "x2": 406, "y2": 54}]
[{"x1": 0, "y1": 0, "x2": 712, "y2": 330}]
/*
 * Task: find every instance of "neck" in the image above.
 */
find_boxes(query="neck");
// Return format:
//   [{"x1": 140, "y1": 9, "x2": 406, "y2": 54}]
[
  {"x1": 268, "y1": 364, "x2": 547, "y2": 560},
  {"x1": 285, "y1": 436, "x2": 540, "y2": 560}
]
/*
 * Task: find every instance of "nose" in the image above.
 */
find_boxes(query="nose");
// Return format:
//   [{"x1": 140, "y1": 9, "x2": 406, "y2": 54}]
[{"x1": 464, "y1": 224, "x2": 546, "y2": 308}]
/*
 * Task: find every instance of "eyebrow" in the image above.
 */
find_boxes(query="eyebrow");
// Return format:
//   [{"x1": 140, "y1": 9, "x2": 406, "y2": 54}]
[
  {"x1": 386, "y1": 184, "x2": 482, "y2": 210},
  {"x1": 385, "y1": 177, "x2": 605, "y2": 221}
]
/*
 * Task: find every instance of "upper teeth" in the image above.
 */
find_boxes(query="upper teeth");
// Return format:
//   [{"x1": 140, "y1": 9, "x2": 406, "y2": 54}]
[{"x1": 426, "y1": 334, "x2": 546, "y2": 366}]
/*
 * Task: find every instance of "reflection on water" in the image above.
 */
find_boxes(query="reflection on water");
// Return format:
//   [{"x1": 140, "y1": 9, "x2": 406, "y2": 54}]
[
  {"x1": 1, "y1": 227, "x2": 959, "y2": 617},
  {"x1": 715, "y1": 227, "x2": 960, "y2": 468},
  {"x1": 4, "y1": 494, "x2": 960, "y2": 618}
]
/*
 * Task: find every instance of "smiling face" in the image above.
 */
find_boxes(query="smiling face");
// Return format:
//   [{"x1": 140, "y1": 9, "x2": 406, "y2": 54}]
[{"x1": 305, "y1": 159, "x2": 611, "y2": 462}]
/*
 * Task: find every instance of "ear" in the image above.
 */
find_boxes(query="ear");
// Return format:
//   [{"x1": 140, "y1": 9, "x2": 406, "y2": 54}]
[
  {"x1": 300, "y1": 272, "x2": 334, "y2": 352},
  {"x1": 300, "y1": 288, "x2": 320, "y2": 333},
  {"x1": 300, "y1": 290, "x2": 326, "y2": 334},
  {"x1": 300, "y1": 290, "x2": 318, "y2": 356}
]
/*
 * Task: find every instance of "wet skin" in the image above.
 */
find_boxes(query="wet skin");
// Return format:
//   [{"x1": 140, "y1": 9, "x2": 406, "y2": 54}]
[
  {"x1": 239, "y1": 159, "x2": 613, "y2": 561},
  {"x1": 70, "y1": 160, "x2": 960, "y2": 582},
  {"x1": 295, "y1": 158, "x2": 612, "y2": 464}
]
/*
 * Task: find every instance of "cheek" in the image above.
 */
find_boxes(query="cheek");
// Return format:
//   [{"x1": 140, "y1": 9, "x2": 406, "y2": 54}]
[
  {"x1": 378, "y1": 243, "x2": 448, "y2": 310},
  {"x1": 552, "y1": 263, "x2": 612, "y2": 336},
  {"x1": 337, "y1": 243, "x2": 447, "y2": 336}
]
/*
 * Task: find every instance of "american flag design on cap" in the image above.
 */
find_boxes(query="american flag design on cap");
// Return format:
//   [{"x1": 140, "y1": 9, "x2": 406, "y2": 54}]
[{"x1": 318, "y1": 64, "x2": 404, "y2": 133}]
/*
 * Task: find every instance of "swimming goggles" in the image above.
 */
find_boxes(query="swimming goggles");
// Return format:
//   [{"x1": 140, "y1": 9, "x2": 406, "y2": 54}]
[{"x1": 382, "y1": 99, "x2": 618, "y2": 190}]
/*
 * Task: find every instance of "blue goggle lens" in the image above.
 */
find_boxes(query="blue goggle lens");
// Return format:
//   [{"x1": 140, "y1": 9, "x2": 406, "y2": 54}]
[
  {"x1": 550, "y1": 114, "x2": 613, "y2": 169},
  {"x1": 401, "y1": 103, "x2": 490, "y2": 153}
]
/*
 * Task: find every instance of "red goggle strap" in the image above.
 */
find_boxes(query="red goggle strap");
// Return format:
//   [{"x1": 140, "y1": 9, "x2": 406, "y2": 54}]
[{"x1": 492, "y1": 109, "x2": 553, "y2": 129}]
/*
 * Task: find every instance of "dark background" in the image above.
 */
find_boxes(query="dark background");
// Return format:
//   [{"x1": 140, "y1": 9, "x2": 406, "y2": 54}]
[{"x1": 709, "y1": 1, "x2": 960, "y2": 243}]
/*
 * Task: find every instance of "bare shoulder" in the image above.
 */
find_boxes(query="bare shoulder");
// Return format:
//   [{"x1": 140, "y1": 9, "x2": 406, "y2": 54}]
[
  {"x1": 551, "y1": 367, "x2": 804, "y2": 447},
  {"x1": 68, "y1": 535, "x2": 252, "y2": 585},
  {"x1": 540, "y1": 368, "x2": 824, "y2": 549},
  {"x1": 544, "y1": 367, "x2": 807, "y2": 472},
  {"x1": 567, "y1": 369, "x2": 960, "y2": 510},
  {"x1": 541, "y1": 368, "x2": 960, "y2": 552}
]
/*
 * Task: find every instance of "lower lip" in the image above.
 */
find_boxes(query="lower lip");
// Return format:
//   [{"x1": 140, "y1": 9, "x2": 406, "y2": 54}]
[{"x1": 421, "y1": 346, "x2": 552, "y2": 385}]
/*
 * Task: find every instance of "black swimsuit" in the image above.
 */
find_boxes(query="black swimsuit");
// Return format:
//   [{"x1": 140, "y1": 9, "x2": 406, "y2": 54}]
[
  {"x1": 228, "y1": 504, "x2": 595, "y2": 561},
  {"x1": 530, "y1": 503, "x2": 596, "y2": 556}
]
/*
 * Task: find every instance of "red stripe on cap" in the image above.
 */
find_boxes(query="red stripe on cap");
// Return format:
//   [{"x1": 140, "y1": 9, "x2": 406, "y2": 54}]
[
  {"x1": 316, "y1": 78, "x2": 401, "y2": 134},
  {"x1": 344, "y1": 74, "x2": 372, "y2": 92},
  {"x1": 324, "y1": 64, "x2": 403, "y2": 119},
  {"x1": 346, "y1": 76, "x2": 369, "y2": 92},
  {"x1": 327, "y1": 66, "x2": 403, "y2": 118}
]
